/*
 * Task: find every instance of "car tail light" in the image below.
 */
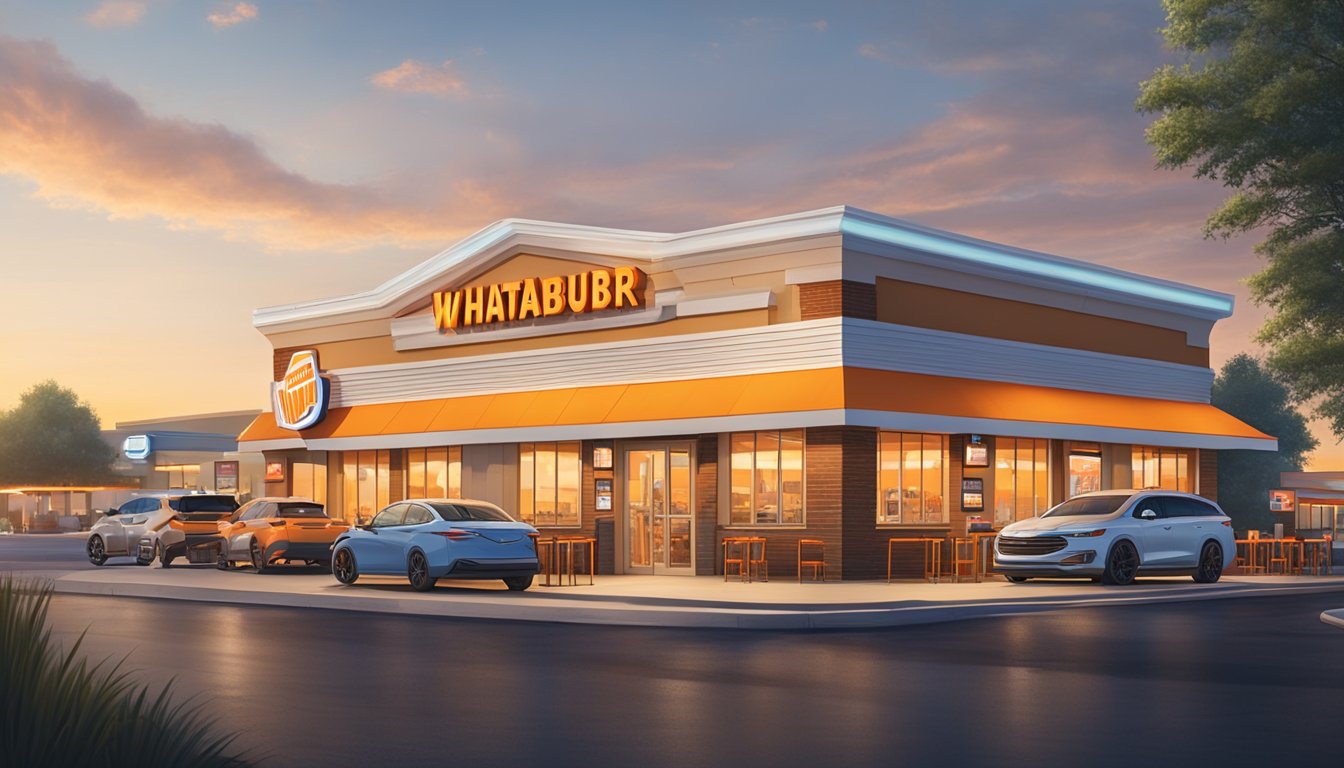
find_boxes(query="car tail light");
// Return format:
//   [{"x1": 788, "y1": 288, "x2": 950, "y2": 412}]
[
  {"x1": 433, "y1": 529, "x2": 477, "y2": 540},
  {"x1": 1221, "y1": 520, "x2": 1232, "y2": 527}
]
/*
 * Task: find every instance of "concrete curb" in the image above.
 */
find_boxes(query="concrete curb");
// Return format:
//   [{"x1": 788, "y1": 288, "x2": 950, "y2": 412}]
[
  {"x1": 42, "y1": 575, "x2": 1344, "y2": 630},
  {"x1": 1322, "y1": 609, "x2": 1344, "y2": 630}
]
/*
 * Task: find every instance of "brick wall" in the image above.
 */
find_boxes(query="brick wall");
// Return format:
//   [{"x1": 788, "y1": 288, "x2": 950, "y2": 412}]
[
  {"x1": 798, "y1": 280, "x2": 877, "y2": 321},
  {"x1": 272, "y1": 346, "x2": 309, "y2": 381},
  {"x1": 1198, "y1": 449, "x2": 1217, "y2": 503},
  {"x1": 695, "y1": 435, "x2": 718, "y2": 576}
]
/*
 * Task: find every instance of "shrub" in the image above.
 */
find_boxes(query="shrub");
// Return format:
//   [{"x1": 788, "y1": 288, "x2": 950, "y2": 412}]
[
  {"x1": 0, "y1": 577, "x2": 253, "y2": 767},
  {"x1": 0, "y1": 518, "x2": 11, "y2": 534}
]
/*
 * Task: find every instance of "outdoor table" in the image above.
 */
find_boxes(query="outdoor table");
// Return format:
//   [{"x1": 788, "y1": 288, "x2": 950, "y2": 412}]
[
  {"x1": 886, "y1": 537, "x2": 941, "y2": 583},
  {"x1": 1300, "y1": 538, "x2": 1333, "y2": 575},
  {"x1": 722, "y1": 536, "x2": 767, "y2": 582},
  {"x1": 537, "y1": 535, "x2": 596, "y2": 587}
]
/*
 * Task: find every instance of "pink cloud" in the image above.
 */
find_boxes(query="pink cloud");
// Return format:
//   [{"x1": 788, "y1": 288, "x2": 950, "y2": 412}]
[
  {"x1": 84, "y1": 1, "x2": 147, "y2": 27},
  {"x1": 0, "y1": 36, "x2": 466, "y2": 251},
  {"x1": 207, "y1": 2, "x2": 257, "y2": 28},
  {"x1": 370, "y1": 59, "x2": 470, "y2": 98}
]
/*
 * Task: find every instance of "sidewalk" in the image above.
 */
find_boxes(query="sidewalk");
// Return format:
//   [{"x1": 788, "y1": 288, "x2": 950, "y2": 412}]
[{"x1": 26, "y1": 566, "x2": 1344, "y2": 630}]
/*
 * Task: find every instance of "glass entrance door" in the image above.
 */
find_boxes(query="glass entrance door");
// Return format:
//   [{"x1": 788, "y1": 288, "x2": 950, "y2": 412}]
[{"x1": 625, "y1": 446, "x2": 694, "y2": 575}]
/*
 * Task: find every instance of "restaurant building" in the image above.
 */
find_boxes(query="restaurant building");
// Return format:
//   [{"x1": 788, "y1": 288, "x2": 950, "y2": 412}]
[{"x1": 236, "y1": 206, "x2": 1276, "y2": 579}]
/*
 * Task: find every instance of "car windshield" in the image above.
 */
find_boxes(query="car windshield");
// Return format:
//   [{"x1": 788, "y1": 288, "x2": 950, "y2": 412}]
[
  {"x1": 275, "y1": 503, "x2": 326, "y2": 519},
  {"x1": 169, "y1": 496, "x2": 238, "y2": 513},
  {"x1": 428, "y1": 503, "x2": 514, "y2": 522},
  {"x1": 1041, "y1": 495, "x2": 1129, "y2": 517}
]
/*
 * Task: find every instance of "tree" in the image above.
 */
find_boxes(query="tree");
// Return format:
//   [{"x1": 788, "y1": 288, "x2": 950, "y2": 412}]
[
  {"x1": 1210, "y1": 354, "x2": 1317, "y2": 531},
  {"x1": 0, "y1": 381, "x2": 115, "y2": 486},
  {"x1": 1137, "y1": 0, "x2": 1344, "y2": 436}
]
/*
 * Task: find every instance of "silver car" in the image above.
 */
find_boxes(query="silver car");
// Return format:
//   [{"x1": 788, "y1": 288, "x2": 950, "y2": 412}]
[
  {"x1": 86, "y1": 492, "x2": 238, "y2": 566},
  {"x1": 993, "y1": 490, "x2": 1235, "y2": 585}
]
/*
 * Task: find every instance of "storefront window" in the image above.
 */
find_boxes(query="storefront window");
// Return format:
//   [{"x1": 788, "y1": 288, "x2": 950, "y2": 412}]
[
  {"x1": 877, "y1": 432, "x2": 946, "y2": 525},
  {"x1": 1132, "y1": 446, "x2": 1194, "y2": 492},
  {"x1": 519, "y1": 442, "x2": 581, "y2": 527},
  {"x1": 406, "y1": 447, "x2": 462, "y2": 498},
  {"x1": 730, "y1": 430, "x2": 804, "y2": 525},
  {"x1": 1298, "y1": 504, "x2": 1338, "y2": 533},
  {"x1": 291, "y1": 456, "x2": 327, "y2": 505},
  {"x1": 1068, "y1": 446, "x2": 1102, "y2": 498},
  {"x1": 340, "y1": 449, "x2": 393, "y2": 525},
  {"x1": 993, "y1": 438, "x2": 1049, "y2": 525}
]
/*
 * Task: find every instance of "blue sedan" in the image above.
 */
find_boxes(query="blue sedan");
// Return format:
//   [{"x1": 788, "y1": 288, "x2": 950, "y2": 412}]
[{"x1": 331, "y1": 499, "x2": 541, "y2": 591}]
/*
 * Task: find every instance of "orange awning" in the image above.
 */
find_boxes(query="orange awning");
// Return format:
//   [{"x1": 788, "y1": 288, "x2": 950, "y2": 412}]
[{"x1": 237, "y1": 367, "x2": 1274, "y2": 449}]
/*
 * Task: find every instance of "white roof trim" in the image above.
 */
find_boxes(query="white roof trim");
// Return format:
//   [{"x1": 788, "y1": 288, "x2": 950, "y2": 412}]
[{"x1": 253, "y1": 205, "x2": 1234, "y2": 333}]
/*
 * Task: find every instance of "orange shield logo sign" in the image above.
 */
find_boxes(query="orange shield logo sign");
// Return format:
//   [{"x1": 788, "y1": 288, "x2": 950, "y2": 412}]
[{"x1": 272, "y1": 350, "x2": 329, "y2": 431}]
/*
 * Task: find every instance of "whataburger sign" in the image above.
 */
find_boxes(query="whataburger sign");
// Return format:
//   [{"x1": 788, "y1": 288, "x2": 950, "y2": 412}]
[
  {"x1": 273, "y1": 350, "x2": 329, "y2": 431},
  {"x1": 433, "y1": 266, "x2": 646, "y2": 331}
]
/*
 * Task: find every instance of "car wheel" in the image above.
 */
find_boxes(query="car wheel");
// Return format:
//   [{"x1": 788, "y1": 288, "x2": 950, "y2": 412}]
[
  {"x1": 333, "y1": 547, "x2": 358, "y2": 585},
  {"x1": 1005, "y1": 575, "x2": 1030, "y2": 583},
  {"x1": 1101, "y1": 540, "x2": 1139, "y2": 586},
  {"x1": 503, "y1": 575, "x2": 533, "y2": 592},
  {"x1": 216, "y1": 544, "x2": 231, "y2": 570},
  {"x1": 157, "y1": 542, "x2": 172, "y2": 569},
  {"x1": 87, "y1": 536, "x2": 108, "y2": 566},
  {"x1": 408, "y1": 550, "x2": 436, "y2": 592},
  {"x1": 1193, "y1": 541, "x2": 1223, "y2": 583},
  {"x1": 250, "y1": 540, "x2": 269, "y2": 573},
  {"x1": 135, "y1": 543, "x2": 152, "y2": 566}
]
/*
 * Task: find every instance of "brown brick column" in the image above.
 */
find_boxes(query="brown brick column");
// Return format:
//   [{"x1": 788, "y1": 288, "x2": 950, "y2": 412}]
[{"x1": 1198, "y1": 449, "x2": 1217, "y2": 502}]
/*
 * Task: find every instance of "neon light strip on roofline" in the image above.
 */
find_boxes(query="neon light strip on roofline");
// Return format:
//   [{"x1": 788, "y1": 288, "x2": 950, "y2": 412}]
[{"x1": 840, "y1": 217, "x2": 1234, "y2": 316}]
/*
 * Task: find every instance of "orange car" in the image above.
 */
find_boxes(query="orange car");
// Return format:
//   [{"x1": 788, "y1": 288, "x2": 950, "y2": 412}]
[{"x1": 215, "y1": 497, "x2": 348, "y2": 572}]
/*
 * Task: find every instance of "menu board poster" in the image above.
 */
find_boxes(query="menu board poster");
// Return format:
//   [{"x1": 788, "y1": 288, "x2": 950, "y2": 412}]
[
  {"x1": 595, "y1": 478, "x2": 613, "y2": 511},
  {"x1": 961, "y1": 478, "x2": 985, "y2": 512},
  {"x1": 1268, "y1": 489, "x2": 1296, "y2": 513},
  {"x1": 265, "y1": 461, "x2": 286, "y2": 482},
  {"x1": 963, "y1": 435, "x2": 990, "y2": 468},
  {"x1": 215, "y1": 461, "x2": 239, "y2": 492},
  {"x1": 592, "y1": 443, "x2": 614, "y2": 470}
]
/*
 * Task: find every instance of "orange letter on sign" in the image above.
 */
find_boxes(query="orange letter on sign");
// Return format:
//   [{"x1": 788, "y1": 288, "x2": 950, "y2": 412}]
[
  {"x1": 463, "y1": 286, "x2": 485, "y2": 326},
  {"x1": 433, "y1": 290, "x2": 464, "y2": 330},
  {"x1": 519, "y1": 278, "x2": 541, "y2": 320},
  {"x1": 485, "y1": 284, "x2": 506, "y2": 324},
  {"x1": 541, "y1": 277, "x2": 566, "y2": 316},
  {"x1": 590, "y1": 269, "x2": 613, "y2": 310},
  {"x1": 567, "y1": 272, "x2": 590, "y2": 314},
  {"x1": 500, "y1": 281, "x2": 522, "y2": 321},
  {"x1": 613, "y1": 267, "x2": 643, "y2": 308}
]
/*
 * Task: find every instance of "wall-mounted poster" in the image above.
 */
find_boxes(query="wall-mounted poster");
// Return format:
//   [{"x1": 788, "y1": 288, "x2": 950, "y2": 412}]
[
  {"x1": 1269, "y1": 489, "x2": 1296, "y2": 513},
  {"x1": 215, "y1": 461, "x2": 239, "y2": 492},
  {"x1": 963, "y1": 435, "x2": 989, "y2": 468},
  {"x1": 595, "y1": 478, "x2": 613, "y2": 511},
  {"x1": 593, "y1": 442, "x2": 614, "y2": 470},
  {"x1": 961, "y1": 478, "x2": 985, "y2": 512},
  {"x1": 265, "y1": 461, "x2": 286, "y2": 482}
]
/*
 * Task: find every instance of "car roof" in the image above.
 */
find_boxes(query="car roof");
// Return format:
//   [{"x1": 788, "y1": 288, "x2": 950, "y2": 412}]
[{"x1": 245, "y1": 497, "x2": 322, "y2": 504}]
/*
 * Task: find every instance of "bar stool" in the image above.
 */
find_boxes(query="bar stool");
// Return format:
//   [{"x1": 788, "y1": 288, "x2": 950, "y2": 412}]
[
  {"x1": 950, "y1": 537, "x2": 977, "y2": 582},
  {"x1": 797, "y1": 538, "x2": 825, "y2": 582},
  {"x1": 1268, "y1": 539, "x2": 1289, "y2": 574}
]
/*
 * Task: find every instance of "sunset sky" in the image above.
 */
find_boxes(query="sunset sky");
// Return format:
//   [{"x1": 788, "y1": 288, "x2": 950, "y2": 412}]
[{"x1": 1, "y1": 1, "x2": 1337, "y2": 467}]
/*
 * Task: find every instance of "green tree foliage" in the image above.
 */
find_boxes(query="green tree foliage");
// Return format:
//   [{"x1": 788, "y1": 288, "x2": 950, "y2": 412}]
[
  {"x1": 0, "y1": 381, "x2": 115, "y2": 486},
  {"x1": 1137, "y1": 0, "x2": 1344, "y2": 435},
  {"x1": 1211, "y1": 354, "x2": 1317, "y2": 530},
  {"x1": 0, "y1": 577, "x2": 252, "y2": 767}
]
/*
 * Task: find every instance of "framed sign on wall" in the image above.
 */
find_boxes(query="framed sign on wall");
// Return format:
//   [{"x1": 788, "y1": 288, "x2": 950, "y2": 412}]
[
  {"x1": 265, "y1": 461, "x2": 286, "y2": 482},
  {"x1": 963, "y1": 435, "x2": 990, "y2": 468},
  {"x1": 961, "y1": 478, "x2": 985, "y2": 512}
]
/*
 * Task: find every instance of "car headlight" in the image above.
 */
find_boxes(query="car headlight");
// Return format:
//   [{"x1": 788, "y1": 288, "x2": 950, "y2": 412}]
[{"x1": 1063, "y1": 529, "x2": 1106, "y2": 537}]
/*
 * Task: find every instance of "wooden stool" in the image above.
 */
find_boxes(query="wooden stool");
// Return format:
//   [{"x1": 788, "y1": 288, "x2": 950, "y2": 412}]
[
  {"x1": 950, "y1": 537, "x2": 977, "y2": 582},
  {"x1": 723, "y1": 537, "x2": 748, "y2": 581},
  {"x1": 1268, "y1": 540, "x2": 1289, "y2": 574},
  {"x1": 797, "y1": 538, "x2": 825, "y2": 582}
]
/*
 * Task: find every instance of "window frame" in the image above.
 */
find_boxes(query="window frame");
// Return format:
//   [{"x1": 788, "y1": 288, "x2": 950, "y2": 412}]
[
  {"x1": 727, "y1": 429, "x2": 806, "y2": 527},
  {"x1": 517, "y1": 442, "x2": 583, "y2": 528},
  {"x1": 876, "y1": 431, "x2": 948, "y2": 527}
]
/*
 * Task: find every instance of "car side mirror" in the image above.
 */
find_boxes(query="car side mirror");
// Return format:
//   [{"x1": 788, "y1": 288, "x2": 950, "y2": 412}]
[
  {"x1": 106, "y1": 507, "x2": 119, "y2": 516},
  {"x1": 1139, "y1": 509, "x2": 1158, "y2": 521}
]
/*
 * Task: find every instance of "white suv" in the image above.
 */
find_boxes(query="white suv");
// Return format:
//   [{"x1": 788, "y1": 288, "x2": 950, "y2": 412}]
[{"x1": 993, "y1": 490, "x2": 1234, "y2": 585}]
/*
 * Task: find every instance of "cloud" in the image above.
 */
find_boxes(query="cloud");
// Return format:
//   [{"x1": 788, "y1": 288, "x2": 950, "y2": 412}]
[
  {"x1": 207, "y1": 2, "x2": 257, "y2": 28},
  {"x1": 84, "y1": 1, "x2": 146, "y2": 27},
  {"x1": 0, "y1": 35, "x2": 462, "y2": 251},
  {"x1": 370, "y1": 59, "x2": 470, "y2": 98}
]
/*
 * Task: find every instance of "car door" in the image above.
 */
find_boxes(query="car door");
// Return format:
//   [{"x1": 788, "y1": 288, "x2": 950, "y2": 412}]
[
  {"x1": 226, "y1": 502, "x2": 270, "y2": 559},
  {"x1": 378, "y1": 503, "x2": 433, "y2": 572},
  {"x1": 103, "y1": 499, "x2": 140, "y2": 553},
  {"x1": 357, "y1": 504, "x2": 409, "y2": 573},
  {"x1": 1131, "y1": 495, "x2": 1184, "y2": 567},
  {"x1": 1163, "y1": 496, "x2": 1214, "y2": 567}
]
